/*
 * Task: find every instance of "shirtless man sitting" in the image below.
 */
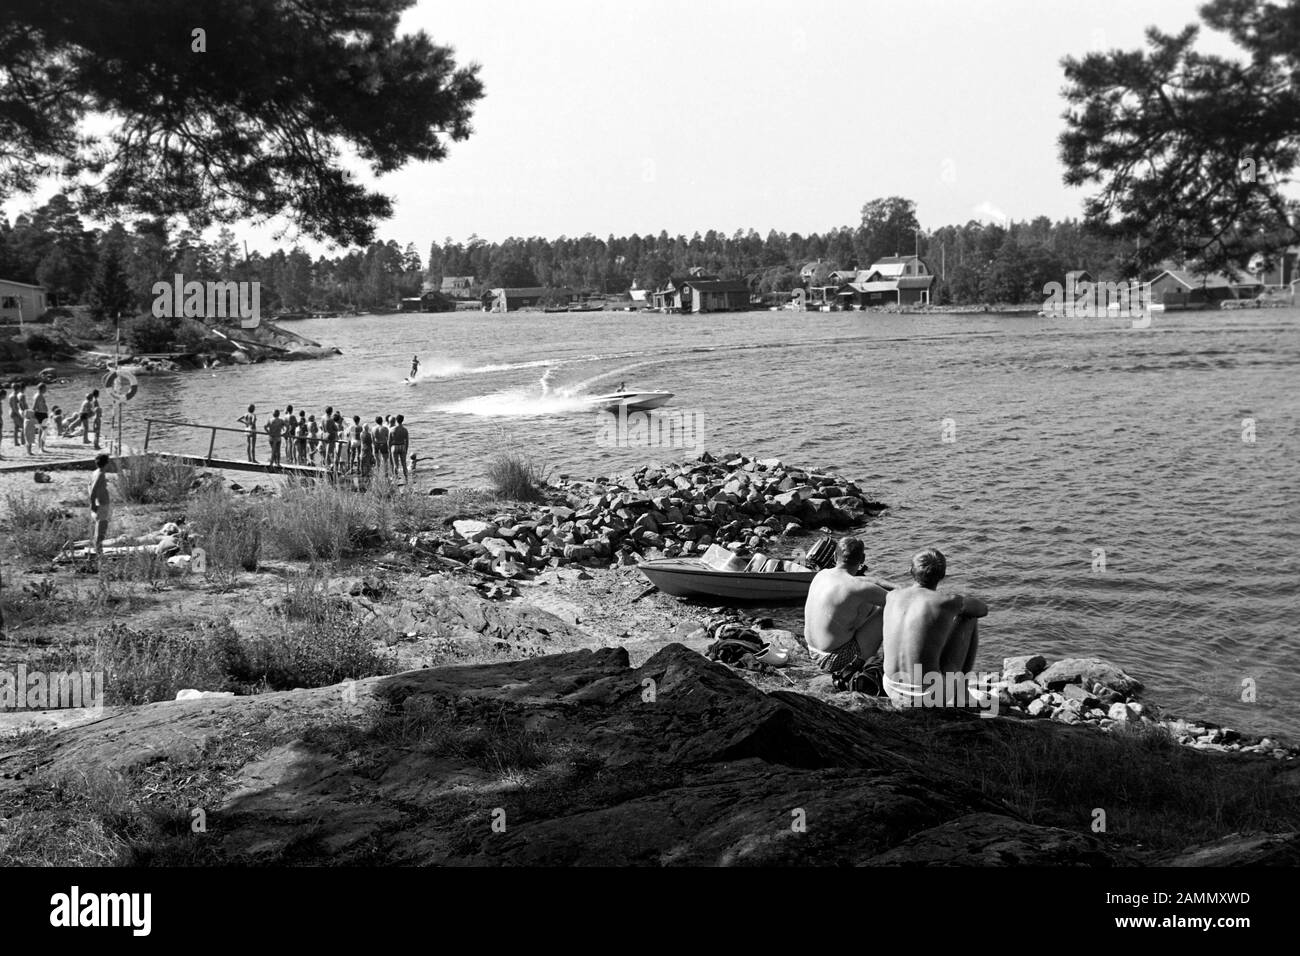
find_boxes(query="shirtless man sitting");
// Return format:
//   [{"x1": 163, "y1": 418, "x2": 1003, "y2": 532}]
[
  {"x1": 804, "y1": 537, "x2": 893, "y2": 686},
  {"x1": 881, "y1": 548, "x2": 989, "y2": 707}
]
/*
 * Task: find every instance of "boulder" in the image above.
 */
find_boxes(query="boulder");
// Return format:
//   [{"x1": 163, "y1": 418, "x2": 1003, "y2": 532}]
[
  {"x1": 1061, "y1": 684, "x2": 1099, "y2": 707},
  {"x1": 1025, "y1": 698, "x2": 1052, "y2": 717},
  {"x1": 1107, "y1": 702, "x2": 1138, "y2": 722},
  {"x1": 1002, "y1": 655, "x2": 1048, "y2": 683},
  {"x1": 452, "y1": 520, "x2": 497, "y2": 543},
  {"x1": 1035, "y1": 658, "x2": 1143, "y2": 697},
  {"x1": 1007, "y1": 681, "x2": 1043, "y2": 704}
]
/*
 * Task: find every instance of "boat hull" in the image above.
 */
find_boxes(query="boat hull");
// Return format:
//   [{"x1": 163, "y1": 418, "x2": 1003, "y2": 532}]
[
  {"x1": 588, "y1": 391, "x2": 674, "y2": 412},
  {"x1": 638, "y1": 558, "x2": 815, "y2": 602}
]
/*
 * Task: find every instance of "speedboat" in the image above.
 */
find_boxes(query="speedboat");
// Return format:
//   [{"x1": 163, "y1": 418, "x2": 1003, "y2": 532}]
[
  {"x1": 638, "y1": 557, "x2": 816, "y2": 602},
  {"x1": 585, "y1": 390, "x2": 674, "y2": 412}
]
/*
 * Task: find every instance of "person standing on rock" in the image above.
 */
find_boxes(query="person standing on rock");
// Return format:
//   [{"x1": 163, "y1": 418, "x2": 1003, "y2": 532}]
[
  {"x1": 88, "y1": 452, "x2": 113, "y2": 563},
  {"x1": 804, "y1": 537, "x2": 892, "y2": 691},
  {"x1": 881, "y1": 548, "x2": 989, "y2": 708}
]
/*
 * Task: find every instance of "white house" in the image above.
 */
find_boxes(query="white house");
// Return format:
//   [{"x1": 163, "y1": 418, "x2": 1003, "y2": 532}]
[{"x1": 0, "y1": 278, "x2": 47, "y2": 322}]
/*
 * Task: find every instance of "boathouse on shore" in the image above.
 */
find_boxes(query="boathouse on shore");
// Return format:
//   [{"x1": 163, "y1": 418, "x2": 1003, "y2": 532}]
[
  {"x1": 651, "y1": 275, "x2": 750, "y2": 312},
  {"x1": 481, "y1": 286, "x2": 578, "y2": 312},
  {"x1": 1143, "y1": 268, "x2": 1259, "y2": 308}
]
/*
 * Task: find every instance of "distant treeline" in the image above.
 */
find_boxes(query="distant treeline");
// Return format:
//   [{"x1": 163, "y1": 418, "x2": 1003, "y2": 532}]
[{"x1": 1, "y1": 193, "x2": 1146, "y2": 313}]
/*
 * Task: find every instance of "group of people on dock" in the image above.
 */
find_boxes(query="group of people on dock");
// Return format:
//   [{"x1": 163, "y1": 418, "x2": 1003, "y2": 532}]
[
  {"x1": 1, "y1": 381, "x2": 104, "y2": 460},
  {"x1": 235, "y1": 403, "x2": 413, "y2": 480}
]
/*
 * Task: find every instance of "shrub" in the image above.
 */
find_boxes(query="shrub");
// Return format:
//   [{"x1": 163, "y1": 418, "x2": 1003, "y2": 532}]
[
  {"x1": 1, "y1": 493, "x2": 77, "y2": 560},
  {"x1": 263, "y1": 478, "x2": 371, "y2": 562},
  {"x1": 127, "y1": 313, "x2": 177, "y2": 353},
  {"x1": 188, "y1": 486, "x2": 261, "y2": 583},
  {"x1": 36, "y1": 621, "x2": 240, "y2": 705},
  {"x1": 22, "y1": 331, "x2": 66, "y2": 358},
  {"x1": 239, "y1": 615, "x2": 395, "y2": 690},
  {"x1": 485, "y1": 451, "x2": 550, "y2": 502},
  {"x1": 113, "y1": 454, "x2": 197, "y2": 504}
]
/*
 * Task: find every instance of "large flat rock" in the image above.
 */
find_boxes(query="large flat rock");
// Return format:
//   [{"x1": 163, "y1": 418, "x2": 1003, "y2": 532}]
[{"x1": 0, "y1": 643, "x2": 1152, "y2": 865}]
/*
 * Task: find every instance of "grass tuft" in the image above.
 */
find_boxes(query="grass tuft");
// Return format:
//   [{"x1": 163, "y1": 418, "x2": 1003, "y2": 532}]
[{"x1": 485, "y1": 451, "x2": 551, "y2": 502}]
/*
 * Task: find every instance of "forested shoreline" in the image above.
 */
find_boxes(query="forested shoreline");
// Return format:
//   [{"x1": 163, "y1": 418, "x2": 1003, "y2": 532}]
[{"x1": 4, "y1": 193, "x2": 1151, "y2": 315}]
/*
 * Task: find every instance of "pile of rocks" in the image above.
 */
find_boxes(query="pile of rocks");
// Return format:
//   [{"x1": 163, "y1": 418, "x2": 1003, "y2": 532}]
[
  {"x1": 410, "y1": 452, "x2": 886, "y2": 582},
  {"x1": 999, "y1": 655, "x2": 1297, "y2": 758}
]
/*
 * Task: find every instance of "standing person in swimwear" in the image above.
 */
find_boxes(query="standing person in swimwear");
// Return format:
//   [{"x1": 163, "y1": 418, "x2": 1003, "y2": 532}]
[
  {"x1": 238, "y1": 404, "x2": 258, "y2": 462},
  {"x1": 77, "y1": 392, "x2": 92, "y2": 444},
  {"x1": 804, "y1": 537, "x2": 892, "y2": 686},
  {"x1": 33, "y1": 383, "x2": 49, "y2": 432},
  {"x1": 296, "y1": 411, "x2": 308, "y2": 465},
  {"x1": 91, "y1": 391, "x2": 103, "y2": 450},
  {"x1": 283, "y1": 404, "x2": 296, "y2": 463},
  {"x1": 881, "y1": 548, "x2": 989, "y2": 707},
  {"x1": 373, "y1": 416, "x2": 390, "y2": 475},
  {"x1": 389, "y1": 414, "x2": 410, "y2": 481},
  {"x1": 21, "y1": 407, "x2": 37, "y2": 455},
  {"x1": 7, "y1": 383, "x2": 22, "y2": 449},
  {"x1": 88, "y1": 453, "x2": 113, "y2": 564},
  {"x1": 410, "y1": 355, "x2": 419, "y2": 379},
  {"x1": 349, "y1": 415, "x2": 364, "y2": 472},
  {"x1": 265, "y1": 409, "x2": 285, "y2": 467}
]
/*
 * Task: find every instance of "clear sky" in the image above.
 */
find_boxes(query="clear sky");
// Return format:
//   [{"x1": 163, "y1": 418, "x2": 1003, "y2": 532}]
[
  {"x1": 355, "y1": 0, "x2": 1245, "y2": 251},
  {"x1": 6, "y1": 0, "x2": 1246, "y2": 254}
]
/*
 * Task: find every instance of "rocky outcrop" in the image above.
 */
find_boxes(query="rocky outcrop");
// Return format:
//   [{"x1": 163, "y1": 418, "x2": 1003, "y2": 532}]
[
  {"x1": 1162, "y1": 831, "x2": 1300, "y2": 867},
  {"x1": 411, "y1": 453, "x2": 887, "y2": 583},
  {"x1": 0, "y1": 643, "x2": 1138, "y2": 866},
  {"x1": 994, "y1": 655, "x2": 1297, "y2": 759}
]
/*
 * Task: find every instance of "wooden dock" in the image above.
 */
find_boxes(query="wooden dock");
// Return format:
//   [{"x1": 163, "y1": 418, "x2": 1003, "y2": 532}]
[
  {"x1": 0, "y1": 436, "x2": 103, "y2": 474},
  {"x1": 148, "y1": 450, "x2": 329, "y2": 478}
]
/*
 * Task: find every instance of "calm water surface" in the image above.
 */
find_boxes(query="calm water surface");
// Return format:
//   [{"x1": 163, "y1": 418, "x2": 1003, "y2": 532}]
[{"x1": 68, "y1": 307, "x2": 1300, "y2": 737}]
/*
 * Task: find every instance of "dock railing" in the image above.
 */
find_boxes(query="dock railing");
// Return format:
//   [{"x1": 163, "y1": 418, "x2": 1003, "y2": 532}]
[{"x1": 142, "y1": 418, "x2": 351, "y2": 468}]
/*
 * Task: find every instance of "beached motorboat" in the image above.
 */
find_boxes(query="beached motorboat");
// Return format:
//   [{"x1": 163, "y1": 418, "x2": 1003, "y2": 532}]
[
  {"x1": 638, "y1": 557, "x2": 816, "y2": 602},
  {"x1": 585, "y1": 390, "x2": 674, "y2": 412}
]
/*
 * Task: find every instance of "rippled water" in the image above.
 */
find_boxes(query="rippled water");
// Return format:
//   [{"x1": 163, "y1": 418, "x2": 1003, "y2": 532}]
[{"x1": 78, "y1": 306, "x2": 1300, "y2": 737}]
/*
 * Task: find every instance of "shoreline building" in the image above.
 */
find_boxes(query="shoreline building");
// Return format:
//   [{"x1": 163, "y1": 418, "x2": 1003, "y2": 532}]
[
  {"x1": 0, "y1": 278, "x2": 47, "y2": 323},
  {"x1": 836, "y1": 255, "x2": 936, "y2": 308},
  {"x1": 481, "y1": 286, "x2": 578, "y2": 313},
  {"x1": 1144, "y1": 267, "x2": 1260, "y2": 308},
  {"x1": 650, "y1": 274, "x2": 750, "y2": 313}
]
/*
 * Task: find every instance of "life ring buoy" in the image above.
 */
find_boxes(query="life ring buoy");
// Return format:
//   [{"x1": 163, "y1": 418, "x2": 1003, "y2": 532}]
[{"x1": 104, "y1": 369, "x2": 139, "y2": 402}]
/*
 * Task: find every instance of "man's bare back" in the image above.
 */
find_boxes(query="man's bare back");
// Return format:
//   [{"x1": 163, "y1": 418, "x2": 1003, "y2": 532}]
[
  {"x1": 881, "y1": 549, "x2": 988, "y2": 703},
  {"x1": 805, "y1": 567, "x2": 890, "y2": 655}
]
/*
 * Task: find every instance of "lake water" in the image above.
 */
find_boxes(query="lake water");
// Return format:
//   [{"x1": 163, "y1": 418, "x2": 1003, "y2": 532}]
[{"x1": 78, "y1": 306, "x2": 1300, "y2": 738}]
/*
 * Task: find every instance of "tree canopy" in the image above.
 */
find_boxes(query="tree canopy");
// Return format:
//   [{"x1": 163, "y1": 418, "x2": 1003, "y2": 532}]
[
  {"x1": 1059, "y1": 0, "x2": 1300, "y2": 272},
  {"x1": 0, "y1": 0, "x2": 483, "y2": 245}
]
